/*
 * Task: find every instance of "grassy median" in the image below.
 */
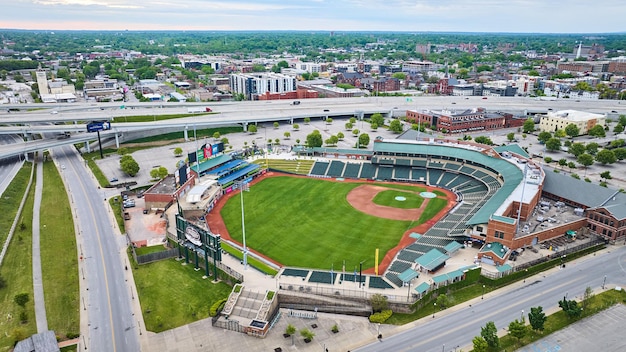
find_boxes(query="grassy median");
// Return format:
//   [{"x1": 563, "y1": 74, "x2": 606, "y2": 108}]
[
  {"x1": 40, "y1": 161, "x2": 79, "y2": 341},
  {"x1": 0, "y1": 163, "x2": 36, "y2": 350}
]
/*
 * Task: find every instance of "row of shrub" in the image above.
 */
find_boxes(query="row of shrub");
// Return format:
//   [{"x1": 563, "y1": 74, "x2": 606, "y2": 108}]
[
  {"x1": 369, "y1": 310, "x2": 393, "y2": 323},
  {"x1": 209, "y1": 298, "x2": 227, "y2": 317}
]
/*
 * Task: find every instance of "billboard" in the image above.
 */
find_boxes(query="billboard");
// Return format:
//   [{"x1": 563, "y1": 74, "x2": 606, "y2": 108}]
[
  {"x1": 195, "y1": 142, "x2": 224, "y2": 163},
  {"x1": 86, "y1": 121, "x2": 111, "y2": 133}
]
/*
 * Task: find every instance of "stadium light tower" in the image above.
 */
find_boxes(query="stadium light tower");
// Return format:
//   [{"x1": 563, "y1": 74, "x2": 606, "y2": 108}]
[{"x1": 236, "y1": 180, "x2": 250, "y2": 269}]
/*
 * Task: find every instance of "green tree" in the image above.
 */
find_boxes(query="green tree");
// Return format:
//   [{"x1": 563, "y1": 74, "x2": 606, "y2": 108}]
[
  {"x1": 507, "y1": 132, "x2": 516, "y2": 142},
  {"x1": 337, "y1": 132, "x2": 344, "y2": 140},
  {"x1": 545, "y1": 138, "x2": 562, "y2": 152},
  {"x1": 588, "y1": 124, "x2": 606, "y2": 138},
  {"x1": 596, "y1": 149, "x2": 616, "y2": 164},
  {"x1": 284, "y1": 131, "x2": 291, "y2": 139},
  {"x1": 567, "y1": 161, "x2": 577, "y2": 171},
  {"x1": 117, "y1": 147, "x2": 129, "y2": 155},
  {"x1": 14, "y1": 293, "x2": 29, "y2": 308},
  {"x1": 585, "y1": 142, "x2": 599, "y2": 155},
  {"x1": 559, "y1": 296, "x2": 582, "y2": 319},
  {"x1": 577, "y1": 153, "x2": 594, "y2": 169},
  {"x1": 345, "y1": 122, "x2": 354, "y2": 130},
  {"x1": 474, "y1": 136, "x2": 494, "y2": 145},
  {"x1": 300, "y1": 328, "x2": 315, "y2": 341},
  {"x1": 120, "y1": 156, "x2": 140, "y2": 177},
  {"x1": 613, "y1": 123, "x2": 624, "y2": 134},
  {"x1": 558, "y1": 158, "x2": 568, "y2": 169},
  {"x1": 614, "y1": 148, "x2": 626, "y2": 161},
  {"x1": 522, "y1": 118, "x2": 535, "y2": 133},
  {"x1": 528, "y1": 306, "x2": 546, "y2": 332},
  {"x1": 371, "y1": 123, "x2": 378, "y2": 130},
  {"x1": 435, "y1": 294, "x2": 450, "y2": 309},
  {"x1": 358, "y1": 133, "x2": 370, "y2": 148},
  {"x1": 326, "y1": 118, "x2": 333, "y2": 125},
  {"x1": 349, "y1": 117, "x2": 357, "y2": 124},
  {"x1": 273, "y1": 121, "x2": 279, "y2": 129},
  {"x1": 554, "y1": 129, "x2": 567, "y2": 138},
  {"x1": 213, "y1": 131, "x2": 221, "y2": 140},
  {"x1": 389, "y1": 119, "x2": 403, "y2": 133},
  {"x1": 173, "y1": 147, "x2": 183, "y2": 157},
  {"x1": 391, "y1": 72, "x2": 406, "y2": 80},
  {"x1": 544, "y1": 156, "x2": 553, "y2": 164},
  {"x1": 304, "y1": 117, "x2": 311, "y2": 124},
  {"x1": 248, "y1": 125, "x2": 257, "y2": 133},
  {"x1": 538, "y1": 131, "x2": 552, "y2": 144},
  {"x1": 569, "y1": 142, "x2": 586, "y2": 157},
  {"x1": 306, "y1": 130, "x2": 323, "y2": 148},
  {"x1": 610, "y1": 139, "x2": 625, "y2": 148},
  {"x1": 565, "y1": 123, "x2": 580, "y2": 138},
  {"x1": 370, "y1": 293, "x2": 388, "y2": 313},
  {"x1": 221, "y1": 137, "x2": 229, "y2": 146},
  {"x1": 480, "y1": 321, "x2": 499, "y2": 350},
  {"x1": 285, "y1": 324, "x2": 296, "y2": 336},
  {"x1": 293, "y1": 123, "x2": 300, "y2": 130},
  {"x1": 472, "y1": 336, "x2": 488, "y2": 352},
  {"x1": 352, "y1": 129, "x2": 360, "y2": 136},
  {"x1": 509, "y1": 319, "x2": 527, "y2": 345},
  {"x1": 370, "y1": 113, "x2": 385, "y2": 127}
]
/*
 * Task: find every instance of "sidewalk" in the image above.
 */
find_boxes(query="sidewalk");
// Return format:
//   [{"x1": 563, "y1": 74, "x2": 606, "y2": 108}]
[{"x1": 32, "y1": 157, "x2": 48, "y2": 333}]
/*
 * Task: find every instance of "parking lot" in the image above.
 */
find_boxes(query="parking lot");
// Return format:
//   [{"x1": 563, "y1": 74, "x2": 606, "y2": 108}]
[{"x1": 120, "y1": 193, "x2": 167, "y2": 247}]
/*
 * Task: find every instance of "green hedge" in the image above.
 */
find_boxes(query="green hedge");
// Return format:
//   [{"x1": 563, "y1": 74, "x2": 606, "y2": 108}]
[
  {"x1": 209, "y1": 298, "x2": 227, "y2": 317},
  {"x1": 369, "y1": 310, "x2": 393, "y2": 323}
]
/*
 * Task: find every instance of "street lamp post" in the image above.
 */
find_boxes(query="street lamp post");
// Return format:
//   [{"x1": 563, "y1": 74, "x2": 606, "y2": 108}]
[
  {"x1": 433, "y1": 302, "x2": 436, "y2": 318},
  {"x1": 521, "y1": 309, "x2": 524, "y2": 322},
  {"x1": 482, "y1": 284, "x2": 485, "y2": 299},
  {"x1": 602, "y1": 275, "x2": 607, "y2": 289}
]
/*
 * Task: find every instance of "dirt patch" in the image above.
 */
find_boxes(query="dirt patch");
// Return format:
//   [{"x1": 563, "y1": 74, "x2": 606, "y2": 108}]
[{"x1": 346, "y1": 185, "x2": 433, "y2": 221}]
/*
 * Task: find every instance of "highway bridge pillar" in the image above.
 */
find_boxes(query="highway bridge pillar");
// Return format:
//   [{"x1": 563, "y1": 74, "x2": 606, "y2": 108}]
[
  {"x1": 114, "y1": 133, "x2": 120, "y2": 149},
  {"x1": 184, "y1": 127, "x2": 189, "y2": 141},
  {"x1": 243, "y1": 122, "x2": 248, "y2": 132},
  {"x1": 290, "y1": 118, "x2": 294, "y2": 124},
  {"x1": 86, "y1": 140, "x2": 91, "y2": 153}
]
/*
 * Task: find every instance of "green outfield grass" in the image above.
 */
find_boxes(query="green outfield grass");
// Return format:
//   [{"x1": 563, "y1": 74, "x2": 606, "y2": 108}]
[
  {"x1": 373, "y1": 190, "x2": 424, "y2": 209},
  {"x1": 221, "y1": 176, "x2": 448, "y2": 269}
]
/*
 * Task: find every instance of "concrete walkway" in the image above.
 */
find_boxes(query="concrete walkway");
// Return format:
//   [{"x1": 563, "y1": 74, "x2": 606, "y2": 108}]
[{"x1": 32, "y1": 157, "x2": 48, "y2": 332}]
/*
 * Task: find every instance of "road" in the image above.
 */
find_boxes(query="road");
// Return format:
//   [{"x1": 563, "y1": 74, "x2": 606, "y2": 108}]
[
  {"x1": 0, "y1": 134, "x2": 25, "y2": 196},
  {"x1": 1, "y1": 96, "x2": 625, "y2": 160},
  {"x1": 53, "y1": 145, "x2": 140, "y2": 352},
  {"x1": 355, "y1": 245, "x2": 626, "y2": 352}
]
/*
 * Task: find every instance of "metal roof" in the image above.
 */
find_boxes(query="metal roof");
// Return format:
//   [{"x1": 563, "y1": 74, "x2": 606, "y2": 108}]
[
  {"x1": 493, "y1": 144, "x2": 530, "y2": 158},
  {"x1": 443, "y1": 241, "x2": 463, "y2": 253},
  {"x1": 542, "y1": 171, "x2": 617, "y2": 208},
  {"x1": 398, "y1": 268, "x2": 419, "y2": 282},
  {"x1": 190, "y1": 154, "x2": 232, "y2": 174},
  {"x1": 432, "y1": 268, "x2": 465, "y2": 284},
  {"x1": 415, "y1": 248, "x2": 450, "y2": 271},
  {"x1": 415, "y1": 282, "x2": 431, "y2": 294}
]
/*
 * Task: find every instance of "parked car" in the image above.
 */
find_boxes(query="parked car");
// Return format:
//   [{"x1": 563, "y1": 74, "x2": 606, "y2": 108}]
[{"x1": 110, "y1": 177, "x2": 118, "y2": 183}]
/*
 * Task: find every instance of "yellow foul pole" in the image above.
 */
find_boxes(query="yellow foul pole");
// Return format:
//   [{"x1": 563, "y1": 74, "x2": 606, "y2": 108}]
[{"x1": 375, "y1": 248, "x2": 379, "y2": 275}]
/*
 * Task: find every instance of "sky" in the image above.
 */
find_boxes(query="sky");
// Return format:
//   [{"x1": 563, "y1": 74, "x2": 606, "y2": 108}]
[{"x1": 2, "y1": 0, "x2": 625, "y2": 33}]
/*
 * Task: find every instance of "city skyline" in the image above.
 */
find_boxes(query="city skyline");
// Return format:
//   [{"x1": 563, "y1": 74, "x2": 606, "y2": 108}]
[{"x1": 1, "y1": 0, "x2": 625, "y2": 34}]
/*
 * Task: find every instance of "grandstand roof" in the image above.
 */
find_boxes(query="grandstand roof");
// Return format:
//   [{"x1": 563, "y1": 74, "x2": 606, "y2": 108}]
[
  {"x1": 398, "y1": 268, "x2": 419, "y2": 282},
  {"x1": 415, "y1": 248, "x2": 449, "y2": 271},
  {"x1": 293, "y1": 146, "x2": 373, "y2": 156},
  {"x1": 190, "y1": 154, "x2": 232, "y2": 174},
  {"x1": 218, "y1": 164, "x2": 260, "y2": 185},
  {"x1": 432, "y1": 268, "x2": 465, "y2": 284},
  {"x1": 415, "y1": 282, "x2": 431, "y2": 294},
  {"x1": 373, "y1": 140, "x2": 523, "y2": 225},
  {"x1": 493, "y1": 144, "x2": 529, "y2": 158},
  {"x1": 444, "y1": 241, "x2": 463, "y2": 253}
]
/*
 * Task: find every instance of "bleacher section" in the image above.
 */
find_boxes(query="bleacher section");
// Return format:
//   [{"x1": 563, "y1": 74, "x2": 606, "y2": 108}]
[
  {"x1": 218, "y1": 164, "x2": 260, "y2": 186},
  {"x1": 343, "y1": 163, "x2": 362, "y2": 179},
  {"x1": 327, "y1": 160, "x2": 346, "y2": 177},
  {"x1": 377, "y1": 166, "x2": 393, "y2": 180},
  {"x1": 411, "y1": 169, "x2": 427, "y2": 181},
  {"x1": 412, "y1": 159, "x2": 428, "y2": 167},
  {"x1": 438, "y1": 172, "x2": 457, "y2": 187},
  {"x1": 395, "y1": 158, "x2": 411, "y2": 166},
  {"x1": 428, "y1": 169, "x2": 443, "y2": 185},
  {"x1": 394, "y1": 166, "x2": 410, "y2": 179},
  {"x1": 281, "y1": 268, "x2": 310, "y2": 278},
  {"x1": 360, "y1": 163, "x2": 377, "y2": 179},
  {"x1": 369, "y1": 276, "x2": 394, "y2": 289},
  {"x1": 308, "y1": 271, "x2": 336, "y2": 284},
  {"x1": 310, "y1": 161, "x2": 330, "y2": 176}
]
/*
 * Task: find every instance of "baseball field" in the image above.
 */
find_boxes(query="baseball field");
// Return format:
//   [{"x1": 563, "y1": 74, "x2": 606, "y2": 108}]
[{"x1": 219, "y1": 176, "x2": 449, "y2": 270}]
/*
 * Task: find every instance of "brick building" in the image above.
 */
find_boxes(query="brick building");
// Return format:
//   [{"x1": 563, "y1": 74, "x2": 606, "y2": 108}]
[{"x1": 405, "y1": 108, "x2": 520, "y2": 134}]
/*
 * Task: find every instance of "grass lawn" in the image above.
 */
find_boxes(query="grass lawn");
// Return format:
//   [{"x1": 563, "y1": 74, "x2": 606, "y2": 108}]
[
  {"x1": 109, "y1": 196, "x2": 125, "y2": 233},
  {"x1": 130, "y1": 254, "x2": 232, "y2": 333},
  {"x1": 373, "y1": 190, "x2": 424, "y2": 209},
  {"x1": 40, "y1": 161, "x2": 79, "y2": 340},
  {"x1": 221, "y1": 176, "x2": 448, "y2": 269},
  {"x1": 0, "y1": 163, "x2": 31, "y2": 246},
  {"x1": 253, "y1": 159, "x2": 315, "y2": 175},
  {"x1": 134, "y1": 245, "x2": 167, "y2": 256},
  {"x1": 0, "y1": 164, "x2": 36, "y2": 351}
]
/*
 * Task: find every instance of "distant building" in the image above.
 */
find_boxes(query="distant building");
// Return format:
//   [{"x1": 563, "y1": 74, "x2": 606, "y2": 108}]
[
  {"x1": 229, "y1": 73, "x2": 296, "y2": 100},
  {"x1": 405, "y1": 108, "x2": 520, "y2": 134},
  {"x1": 402, "y1": 60, "x2": 439, "y2": 74},
  {"x1": 538, "y1": 110, "x2": 606, "y2": 135},
  {"x1": 35, "y1": 69, "x2": 49, "y2": 94},
  {"x1": 557, "y1": 61, "x2": 609, "y2": 74}
]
